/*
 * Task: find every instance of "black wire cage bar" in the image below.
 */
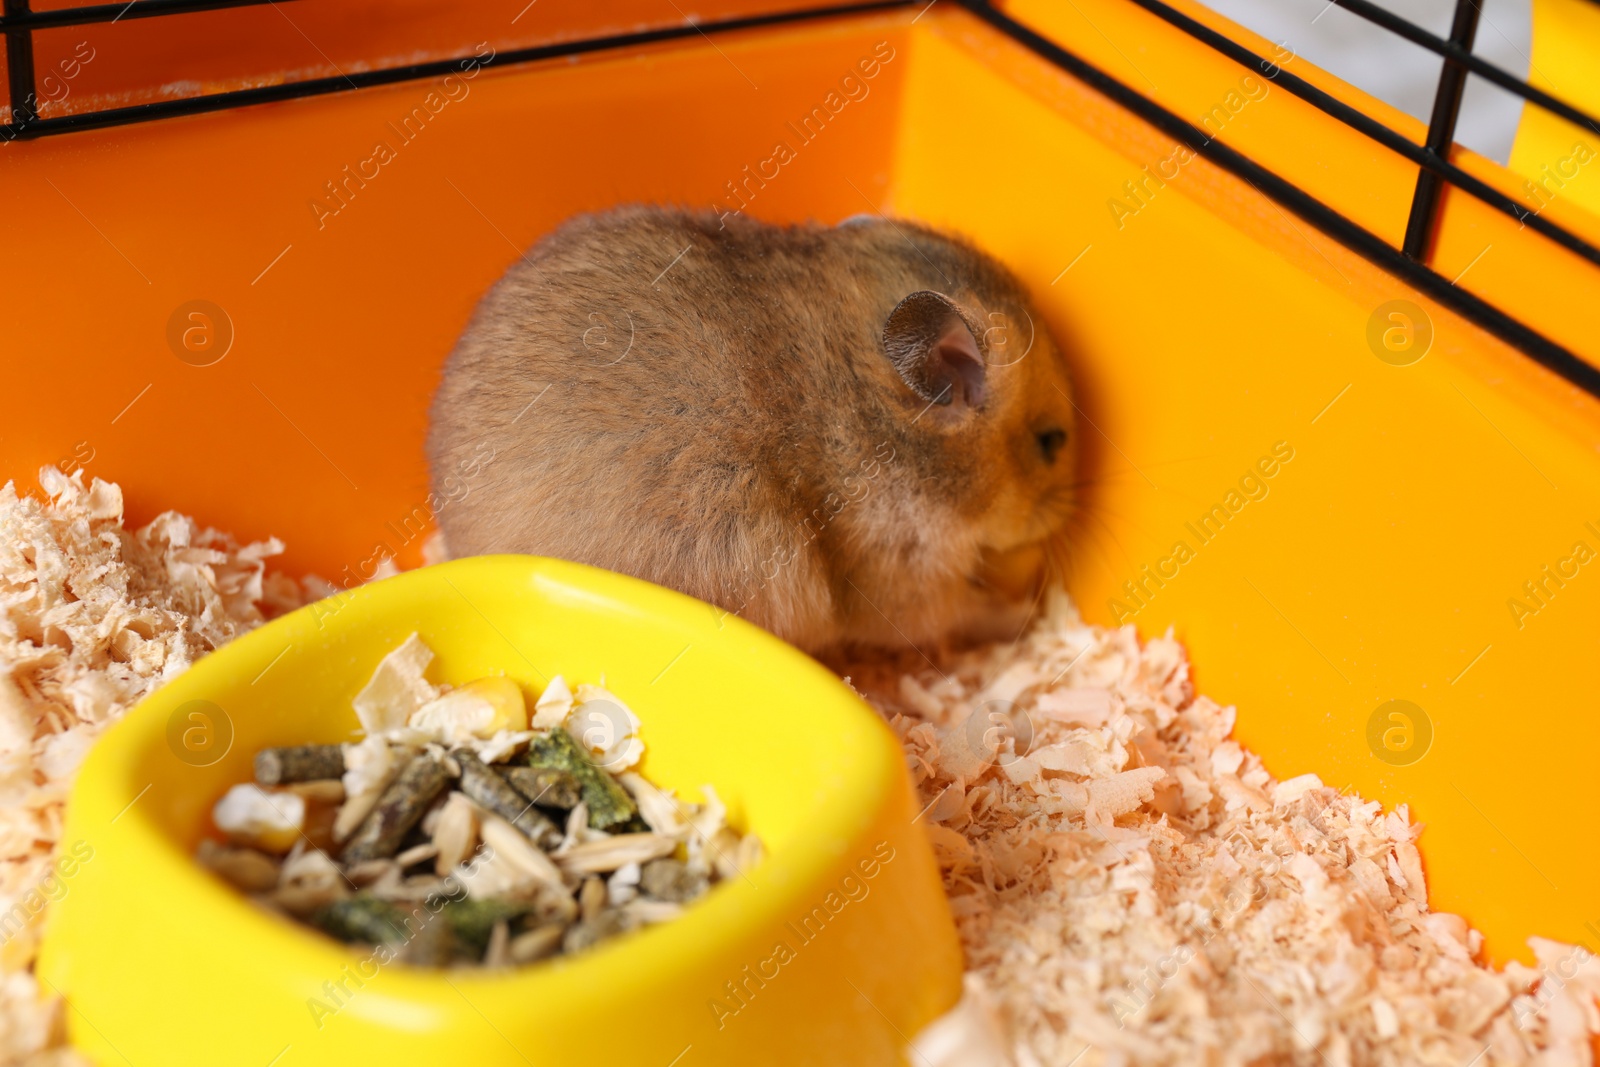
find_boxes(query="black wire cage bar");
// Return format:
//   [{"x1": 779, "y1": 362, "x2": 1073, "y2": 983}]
[{"x1": 955, "y1": 0, "x2": 1600, "y2": 396}]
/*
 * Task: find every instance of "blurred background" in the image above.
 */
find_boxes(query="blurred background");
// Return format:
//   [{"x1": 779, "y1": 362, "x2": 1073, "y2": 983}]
[{"x1": 1199, "y1": 0, "x2": 1532, "y2": 162}]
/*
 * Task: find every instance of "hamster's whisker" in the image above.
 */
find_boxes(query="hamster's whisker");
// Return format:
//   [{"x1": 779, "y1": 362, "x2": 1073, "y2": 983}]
[
  {"x1": 1061, "y1": 476, "x2": 1127, "y2": 494},
  {"x1": 1060, "y1": 496, "x2": 1139, "y2": 527},
  {"x1": 1064, "y1": 500, "x2": 1136, "y2": 575}
]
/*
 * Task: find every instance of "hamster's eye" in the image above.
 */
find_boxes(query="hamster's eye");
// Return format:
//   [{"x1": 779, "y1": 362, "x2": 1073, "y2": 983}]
[{"x1": 1036, "y1": 428, "x2": 1067, "y2": 464}]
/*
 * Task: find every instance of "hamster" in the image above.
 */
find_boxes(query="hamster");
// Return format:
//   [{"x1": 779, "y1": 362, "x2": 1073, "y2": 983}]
[{"x1": 427, "y1": 206, "x2": 1077, "y2": 656}]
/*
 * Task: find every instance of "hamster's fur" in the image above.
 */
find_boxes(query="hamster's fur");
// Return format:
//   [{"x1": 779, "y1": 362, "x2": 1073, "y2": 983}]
[{"x1": 428, "y1": 206, "x2": 1077, "y2": 655}]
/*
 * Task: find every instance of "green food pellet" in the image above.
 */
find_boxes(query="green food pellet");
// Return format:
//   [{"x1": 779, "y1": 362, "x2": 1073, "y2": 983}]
[{"x1": 525, "y1": 728, "x2": 637, "y2": 830}]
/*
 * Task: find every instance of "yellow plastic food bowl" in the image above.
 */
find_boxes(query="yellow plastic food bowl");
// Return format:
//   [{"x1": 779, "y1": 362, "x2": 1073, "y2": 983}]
[{"x1": 37, "y1": 555, "x2": 962, "y2": 1066}]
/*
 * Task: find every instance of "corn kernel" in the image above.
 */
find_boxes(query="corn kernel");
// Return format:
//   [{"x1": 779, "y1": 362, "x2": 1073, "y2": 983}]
[
  {"x1": 458, "y1": 675, "x2": 528, "y2": 736},
  {"x1": 212, "y1": 784, "x2": 305, "y2": 854}
]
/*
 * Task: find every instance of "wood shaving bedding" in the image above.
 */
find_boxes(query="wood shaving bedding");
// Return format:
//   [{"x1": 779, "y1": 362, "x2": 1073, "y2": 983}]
[
  {"x1": 852, "y1": 591, "x2": 1600, "y2": 1067},
  {"x1": 0, "y1": 471, "x2": 321, "y2": 1065},
  {"x1": 2, "y1": 471, "x2": 1596, "y2": 1065}
]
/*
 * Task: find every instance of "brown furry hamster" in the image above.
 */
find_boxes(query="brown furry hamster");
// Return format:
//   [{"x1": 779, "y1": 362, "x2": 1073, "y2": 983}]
[{"x1": 427, "y1": 206, "x2": 1077, "y2": 656}]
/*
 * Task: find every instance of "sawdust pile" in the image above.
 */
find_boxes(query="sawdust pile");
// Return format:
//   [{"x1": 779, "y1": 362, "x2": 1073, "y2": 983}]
[
  {"x1": 0, "y1": 470, "x2": 323, "y2": 1065},
  {"x1": 2, "y1": 471, "x2": 1597, "y2": 1066},
  {"x1": 851, "y1": 594, "x2": 1600, "y2": 1067}
]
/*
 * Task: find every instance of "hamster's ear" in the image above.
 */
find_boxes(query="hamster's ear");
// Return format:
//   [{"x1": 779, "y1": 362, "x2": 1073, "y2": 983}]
[{"x1": 881, "y1": 290, "x2": 986, "y2": 413}]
